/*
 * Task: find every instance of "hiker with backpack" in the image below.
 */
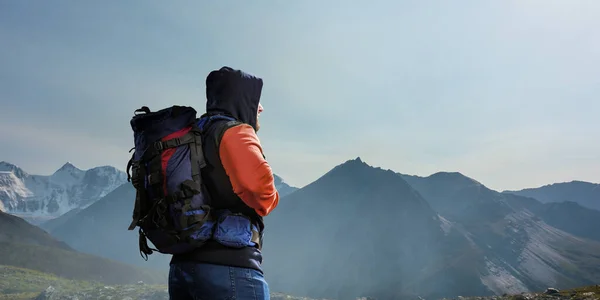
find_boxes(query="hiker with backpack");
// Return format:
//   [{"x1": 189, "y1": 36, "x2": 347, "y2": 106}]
[{"x1": 127, "y1": 66, "x2": 280, "y2": 299}]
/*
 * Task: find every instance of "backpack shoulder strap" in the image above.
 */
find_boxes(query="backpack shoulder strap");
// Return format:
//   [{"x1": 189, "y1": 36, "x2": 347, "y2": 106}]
[
  {"x1": 213, "y1": 120, "x2": 244, "y2": 150},
  {"x1": 197, "y1": 115, "x2": 243, "y2": 149}
]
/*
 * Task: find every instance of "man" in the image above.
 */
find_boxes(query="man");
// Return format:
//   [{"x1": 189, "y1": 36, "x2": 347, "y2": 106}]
[{"x1": 168, "y1": 66, "x2": 280, "y2": 299}]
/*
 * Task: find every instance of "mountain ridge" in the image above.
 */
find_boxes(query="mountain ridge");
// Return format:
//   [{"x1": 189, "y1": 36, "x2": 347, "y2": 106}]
[
  {"x1": 0, "y1": 161, "x2": 127, "y2": 220},
  {"x1": 503, "y1": 181, "x2": 600, "y2": 212}
]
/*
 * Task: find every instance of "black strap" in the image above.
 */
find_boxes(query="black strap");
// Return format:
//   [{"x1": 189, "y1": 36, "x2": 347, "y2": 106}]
[
  {"x1": 127, "y1": 159, "x2": 148, "y2": 230},
  {"x1": 208, "y1": 120, "x2": 243, "y2": 152},
  {"x1": 126, "y1": 154, "x2": 134, "y2": 183},
  {"x1": 134, "y1": 106, "x2": 151, "y2": 115},
  {"x1": 188, "y1": 127, "x2": 205, "y2": 185},
  {"x1": 141, "y1": 132, "x2": 197, "y2": 162},
  {"x1": 138, "y1": 228, "x2": 157, "y2": 260},
  {"x1": 154, "y1": 133, "x2": 196, "y2": 151}
]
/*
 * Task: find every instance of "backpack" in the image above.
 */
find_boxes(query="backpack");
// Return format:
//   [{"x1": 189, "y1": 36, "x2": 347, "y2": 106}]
[{"x1": 126, "y1": 105, "x2": 261, "y2": 260}]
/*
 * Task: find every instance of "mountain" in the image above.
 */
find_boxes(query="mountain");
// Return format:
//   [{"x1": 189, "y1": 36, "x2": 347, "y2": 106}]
[
  {"x1": 504, "y1": 181, "x2": 600, "y2": 212},
  {"x1": 261, "y1": 161, "x2": 600, "y2": 300},
  {"x1": 402, "y1": 172, "x2": 600, "y2": 242},
  {"x1": 401, "y1": 172, "x2": 486, "y2": 218},
  {"x1": 0, "y1": 207, "x2": 73, "y2": 250},
  {"x1": 0, "y1": 161, "x2": 127, "y2": 222},
  {"x1": 262, "y1": 158, "x2": 488, "y2": 300},
  {"x1": 0, "y1": 210, "x2": 165, "y2": 285},
  {"x1": 501, "y1": 194, "x2": 600, "y2": 243},
  {"x1": 401, "y1": 171, "x2": 600, "y2": 296},
  {"x1": 274, "y1": 174, "x2": 299, "y2": 197}
]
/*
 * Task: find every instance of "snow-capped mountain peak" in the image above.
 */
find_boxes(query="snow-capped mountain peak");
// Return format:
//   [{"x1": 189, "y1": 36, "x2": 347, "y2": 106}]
[
  {"x1": 0, "y1": 161, "x2": 127, "y2": 219},
  {"x1": 50, "y1": 162, "x2": 85, "y2": 187},
  {"x1": 0, "y1": 161, "x2": 29, "y2": 179}
]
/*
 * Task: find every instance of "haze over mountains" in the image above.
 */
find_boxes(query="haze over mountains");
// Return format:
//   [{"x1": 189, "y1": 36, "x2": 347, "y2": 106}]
[{"x1": 2, "y1": 157, "x2": 599, "y2": 299}]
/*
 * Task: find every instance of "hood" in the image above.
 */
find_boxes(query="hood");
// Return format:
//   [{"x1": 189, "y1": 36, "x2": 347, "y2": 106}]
[{"x1": 205, "y1": 66, "x2": 263, "y2": 131}]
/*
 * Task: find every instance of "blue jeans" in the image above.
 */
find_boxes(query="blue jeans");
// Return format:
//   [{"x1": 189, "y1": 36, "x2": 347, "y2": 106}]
[{"x1": 168, "y1": 262, "x2": 270, "y2": 300}]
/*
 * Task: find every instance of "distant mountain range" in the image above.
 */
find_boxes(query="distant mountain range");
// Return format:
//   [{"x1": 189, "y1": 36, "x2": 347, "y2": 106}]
[
  {"x1": 3, "y1": 157, "x2": 599, "y2": 299},
  {"x1": 0, "y1": 161, "x2": 127, "y2": 222},
  {"x1": 503, "y1": 181, "x2": 600, "y2": 211}
]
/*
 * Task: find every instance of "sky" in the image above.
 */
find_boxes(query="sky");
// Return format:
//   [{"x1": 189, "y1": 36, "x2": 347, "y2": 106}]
[{"x1": 1, "y1": 0, "x2": 599, "y2": 192}]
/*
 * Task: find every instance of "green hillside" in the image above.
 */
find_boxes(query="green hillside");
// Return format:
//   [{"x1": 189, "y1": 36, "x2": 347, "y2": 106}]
[{"x1": 0, "y1": 210, "x2": 165, "y2": 285}]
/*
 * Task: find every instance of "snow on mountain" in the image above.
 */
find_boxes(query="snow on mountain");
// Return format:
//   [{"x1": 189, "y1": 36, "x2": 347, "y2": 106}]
[
  {"x1": 0, "y1": 171, "x2": 33, "y2": 207},
  {"x1": 0, "y1": 161, "x2": 127, "y2": 218}
]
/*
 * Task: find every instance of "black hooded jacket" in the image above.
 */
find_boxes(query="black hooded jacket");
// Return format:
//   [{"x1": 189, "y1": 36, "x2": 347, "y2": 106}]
[
  {"x1": 205, "y1": 66, "x2": 263, "y2": 131},
  {"x1": 170, "y1": 66, "x2": 267, "y2": 272}
]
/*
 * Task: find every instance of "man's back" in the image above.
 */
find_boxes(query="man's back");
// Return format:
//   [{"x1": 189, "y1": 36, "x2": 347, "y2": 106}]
[{"x1": 168, "y1": 66, "x2": 279, "y2": 300}]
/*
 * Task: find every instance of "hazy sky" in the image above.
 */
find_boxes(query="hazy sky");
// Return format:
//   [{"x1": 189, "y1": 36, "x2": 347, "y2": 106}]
[{"x1": 1, "y1": 1, "x2": 599, "y2": 191}]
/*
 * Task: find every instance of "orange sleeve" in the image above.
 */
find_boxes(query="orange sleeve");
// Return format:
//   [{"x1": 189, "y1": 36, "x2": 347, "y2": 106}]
[{"x1": 219, "y1": 124, "x2": 280, "y2": 216}]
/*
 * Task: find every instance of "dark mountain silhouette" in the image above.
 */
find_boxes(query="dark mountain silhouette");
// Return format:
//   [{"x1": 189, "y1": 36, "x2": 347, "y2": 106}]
[
  {"x1": 262, "y1": 158, "x2": 489, "y2": 300},
  {"x1": 0, "y1": 209, "x2": 72, "y2": 250},
  {"x1": 0, "y1": 210, "x2": 164, "y2": 285},
  {"x1": 503, "y1": 181, "x2": 600, "y2": 212}
]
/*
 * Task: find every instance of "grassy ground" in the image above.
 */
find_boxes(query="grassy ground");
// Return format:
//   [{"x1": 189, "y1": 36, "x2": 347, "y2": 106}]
[{"x1": 0, "y1": 265, "x2": 324, "y2": 300}]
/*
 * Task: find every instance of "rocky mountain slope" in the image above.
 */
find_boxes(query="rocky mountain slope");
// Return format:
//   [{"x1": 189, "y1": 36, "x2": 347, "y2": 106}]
[
  {"x1": 0, "y1": 210, "x2": 165, "y2": 285},
  {"x1": 401, "y1": 172, "x2": 600, "y2": 296},
  {"x1": 0, "y1": 161, "x2": 126, "y2": 221},
  {"x1": 402, "y1": 173, "x2": 600, "y2": 243},
  {"x1": 504, "y1": 181, "x2": 600, "y2": 212}
]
